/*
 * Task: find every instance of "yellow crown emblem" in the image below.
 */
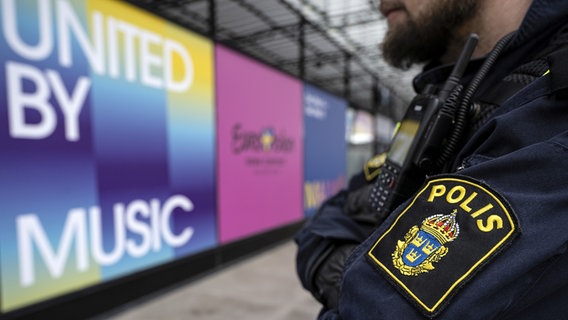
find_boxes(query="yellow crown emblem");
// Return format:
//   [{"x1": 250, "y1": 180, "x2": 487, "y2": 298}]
[
  {"x1": 421, "y1": 210, "x2": 460, "y2": 245},
  {"x1": 405, "y1": 248, "x2": 422, "y2": 263}
]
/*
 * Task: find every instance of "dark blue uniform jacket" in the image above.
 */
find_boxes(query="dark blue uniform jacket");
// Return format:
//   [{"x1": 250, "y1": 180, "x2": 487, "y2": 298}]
[{"x1": 297, "y1": 0, "x2": 568, "y2": 319}]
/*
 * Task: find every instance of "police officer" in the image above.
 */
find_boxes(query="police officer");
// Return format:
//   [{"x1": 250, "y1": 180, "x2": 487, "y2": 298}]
[{"x1": 295, "y1": 0, "x2": 568, "y2": 318}]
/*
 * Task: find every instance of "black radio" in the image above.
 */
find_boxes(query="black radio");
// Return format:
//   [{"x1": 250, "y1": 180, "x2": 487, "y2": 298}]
[{"x1": 370, "y1": 34, "x2": 479, "y2": 217}]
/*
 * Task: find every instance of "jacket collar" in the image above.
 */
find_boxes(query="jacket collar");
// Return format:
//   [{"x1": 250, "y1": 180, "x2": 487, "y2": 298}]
[{"x1": 412, "y1": 0, "x2": 568, "y2": 95}]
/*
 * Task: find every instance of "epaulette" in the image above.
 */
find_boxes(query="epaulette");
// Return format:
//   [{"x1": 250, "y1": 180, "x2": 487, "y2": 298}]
[{"x1": 363, "y1": 153, "x2": 387, "y2": 182}]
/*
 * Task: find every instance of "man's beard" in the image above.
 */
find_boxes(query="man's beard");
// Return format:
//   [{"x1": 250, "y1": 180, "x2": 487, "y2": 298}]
[{"x1": 381, "y1": 0, "x2": 478, "y2": 69}]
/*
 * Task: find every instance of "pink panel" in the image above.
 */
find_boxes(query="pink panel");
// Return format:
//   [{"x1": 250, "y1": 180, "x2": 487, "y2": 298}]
[{"x1": 215, "y1": 45, "x2": 304, "y2": 243}]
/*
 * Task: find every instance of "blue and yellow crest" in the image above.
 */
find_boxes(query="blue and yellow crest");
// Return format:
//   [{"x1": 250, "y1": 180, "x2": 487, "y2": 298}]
[{"x1": 393, "y1": 210, "x2": 460, "y2": 276}]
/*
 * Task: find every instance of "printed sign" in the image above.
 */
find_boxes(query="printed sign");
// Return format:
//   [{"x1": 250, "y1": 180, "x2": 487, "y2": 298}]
[
  {"x1": 0, "y1": 0, "x2": 216, "y2": 311},
  {"x1": 303, "y1": 84, "x2": 347, "y2": 217},
  {"x1": 216, "y1": 45, "x2": 303, "y2": 243}
]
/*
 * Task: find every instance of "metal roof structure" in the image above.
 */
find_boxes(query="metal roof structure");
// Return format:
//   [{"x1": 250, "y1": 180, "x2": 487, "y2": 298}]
[{"x1": 125, "y1": 0, "x2": 422, "y2": 120}]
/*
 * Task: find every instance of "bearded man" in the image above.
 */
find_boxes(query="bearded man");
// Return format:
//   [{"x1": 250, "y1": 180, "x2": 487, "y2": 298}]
[{"x1": 295, "y1": 0, "x2": 568, "y2": 318}]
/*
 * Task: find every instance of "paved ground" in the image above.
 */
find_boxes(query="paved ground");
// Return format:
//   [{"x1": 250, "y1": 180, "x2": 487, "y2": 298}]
[{"x1": 104, "y1": 240, "x2": 322, "y2": 320}]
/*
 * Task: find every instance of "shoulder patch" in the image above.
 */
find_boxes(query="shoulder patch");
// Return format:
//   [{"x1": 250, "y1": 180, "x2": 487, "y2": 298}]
[
  {"x1": 364, "y1": 153, "x2": 387, "y2": 181},
  {"x1": 367, "y1": 175, "x2": 520, "y2": 317}
]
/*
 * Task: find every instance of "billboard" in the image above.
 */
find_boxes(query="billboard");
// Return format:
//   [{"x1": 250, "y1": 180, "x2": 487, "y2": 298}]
[
  {"x1": 215, "y1": 45, "x2": 303, "y2": 243},
  {"x1": 0, "y1": 0, "x2": 216, "y2": 311},
  {"x1": 303, "y1": 84, "x2": 347, "y2": 217}
]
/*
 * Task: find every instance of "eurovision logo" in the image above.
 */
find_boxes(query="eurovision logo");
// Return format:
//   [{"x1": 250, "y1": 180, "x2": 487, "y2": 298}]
[
  {"x1": 231, "y1": 123, "x2": 295, "y2": 173},
  {"x1": 231, "y1": 123, "x2": 294, "y2": 154}
]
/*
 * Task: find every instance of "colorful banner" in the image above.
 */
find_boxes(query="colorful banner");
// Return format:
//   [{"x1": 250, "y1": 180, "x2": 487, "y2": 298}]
[
  {"x1": 303, "y1": 84, "x2": 347, "y2": 217},
  {"x1": 215, "y1": 45, "x2": 303, "y2": 243},
  {"x1": 0, "y1": 0, "x2": 216, "y2": 311}
]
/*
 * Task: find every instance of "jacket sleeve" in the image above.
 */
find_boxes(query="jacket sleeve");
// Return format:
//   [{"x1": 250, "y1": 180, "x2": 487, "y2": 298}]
[
  {"x1": 294, "y1": 170, "x2": 384, "y2": 308},
  {"x1": 330, "y1": 87, "x2": 568, "y2": 319}
]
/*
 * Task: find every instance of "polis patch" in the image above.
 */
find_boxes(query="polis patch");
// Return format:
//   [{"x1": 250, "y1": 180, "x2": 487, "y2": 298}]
[{"x1": 367, "y1": 175, "x2": 520, "y2": 317}]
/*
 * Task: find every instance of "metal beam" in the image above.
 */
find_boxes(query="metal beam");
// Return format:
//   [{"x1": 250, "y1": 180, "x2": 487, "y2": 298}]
[
  {"x1": 209, "y1": 0, "x2": 216, "y2": 39},
  {"x1": 231, "y1": 23, "x2": 300, "y2": 44}
]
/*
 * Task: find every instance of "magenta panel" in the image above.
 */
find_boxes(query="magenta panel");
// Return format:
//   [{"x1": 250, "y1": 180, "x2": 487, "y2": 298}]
[{"x1": 215, "y1": 45, "x2": 304, "y2": 243}]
